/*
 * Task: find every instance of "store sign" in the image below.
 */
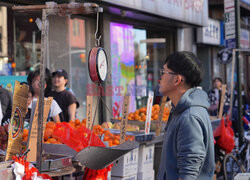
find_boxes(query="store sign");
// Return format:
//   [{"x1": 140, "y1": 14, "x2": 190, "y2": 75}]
[
  {"x1": 103, "y1": 0, "x2": 208, "y2": 26},
  {"x1": 224, "y1": 0, "x2": 236, "y2": 49},
  {"x1": 197, "y1": 19, "x2": 221, "y2": 45},
  {"x1": 217, "y1": 48, "x2": 232, "y2": 64},
  {"x1": 240, "y1": 29, "x2": 250, "y2": 49}
]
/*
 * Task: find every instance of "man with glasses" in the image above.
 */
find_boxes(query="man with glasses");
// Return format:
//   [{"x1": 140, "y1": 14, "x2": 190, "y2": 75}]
[{"x1": 157, "y1": 51, "x2": 215, "y2": 180}]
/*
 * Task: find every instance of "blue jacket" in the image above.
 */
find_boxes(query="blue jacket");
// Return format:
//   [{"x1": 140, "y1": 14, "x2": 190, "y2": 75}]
[{"x1": 157, "y1": 88, "x2": 215, "y2": 180}]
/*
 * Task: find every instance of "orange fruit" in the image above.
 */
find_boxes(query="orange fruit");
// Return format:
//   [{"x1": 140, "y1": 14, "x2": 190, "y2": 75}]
[
  {"x1": 46, "y1": 121, "x2": 56, "y2": 130},
  {"x1": 75, "y1": 119, "x2": 80, "y2": 125},
  {"x1": 104, "y1": 136, "x2": 110, "y2": 141},
  {"x1": 141, "y1": 116, "x2": 146, "y2": 121},
  {"x1": 47, "y1": 138, "x2": 57, "y2": 144},
  {"x1": 23, "y1": 129, "x2": 29, "y2": 138},
  {"x1": 44, "y1": 128, "x2": 53, "y2": 141},
  {"x1": 113, "y1": 139, "x2": 120, "y2": 145},
  {"x1": 153, "y1": 114, "x2": 159, "y2": 120},
  {"x1": 153, "y1": 104, "x2": 160, "y2": 110}
]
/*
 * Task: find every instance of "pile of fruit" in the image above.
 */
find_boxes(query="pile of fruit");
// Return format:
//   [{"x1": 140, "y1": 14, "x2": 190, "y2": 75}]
[
  {"x1": 93, "y1": 124, "x2": 135, "y2": 147},
  {"x1": 0, "y1": 125, "x2": 8, "y2": 150},
  {"x1": 127, "y1": 104, "x2": 170, "y2": 122},
  {"x1": 101, "y1": 122, "x2": 139, "y2": 131},
  {"x1": 22, "y1": 119, "x2": 134, "y2": 147}
]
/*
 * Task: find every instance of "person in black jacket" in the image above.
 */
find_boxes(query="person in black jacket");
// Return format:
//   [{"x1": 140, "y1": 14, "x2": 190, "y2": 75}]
[{"x1": 51, "y1": 69, "x2": 79, "y2": 122}]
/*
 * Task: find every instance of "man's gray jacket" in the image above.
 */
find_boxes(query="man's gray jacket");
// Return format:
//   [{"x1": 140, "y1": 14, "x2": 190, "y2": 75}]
[{"x1": 157, "y1": 88, "x2": 215, "y2": 180}]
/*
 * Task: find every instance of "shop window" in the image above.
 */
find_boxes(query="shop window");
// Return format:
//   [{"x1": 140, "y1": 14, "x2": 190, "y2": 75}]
[
  {"x1": 110, "y1": 22, "x2": 136, "y2": 114},
  {"x1": 14, "y1": 12, "x2": 41, "y2": 75}
]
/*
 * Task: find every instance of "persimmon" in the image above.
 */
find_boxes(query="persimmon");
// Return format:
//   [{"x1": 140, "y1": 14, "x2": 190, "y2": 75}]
[
  {"x1": 44, "y1": 128, "x2": 53, "y2": 141},
  {"x1": 113, "y1": 139, "x2": 119, "y2": 145},
  {"x1": 46, "y1": 121, "x2": 56, "y2": 130},
  {"x1": 153, "y1": 114, "x2": 159, "y2": 120},
  {"x1": 135, "y1": 110, "x2": 140, "y2": 115},
  {"x1": 141, "y1": 116, "x2": 146, "y2": 121},
  {"x1": 108, "y1": 141, "x2": 113, "y2": 147},
  {"x1": 75, "y1": 119, "x2": 80, "y2": 125},
  {"x1": 47, "y1": 138, "x2": 57, "y2": 144},
  {"x1": 153, "y1": 104, "x2": 160, "y2": 110},
  {"x1": 104, "y1": 136, "x2": 109, "y2": 141},
  {"x1": 23, "y1": 129, "x2": 29, "y2": 138}
]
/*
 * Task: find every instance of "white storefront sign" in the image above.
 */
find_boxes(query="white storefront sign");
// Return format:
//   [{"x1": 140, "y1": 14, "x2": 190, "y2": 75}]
[
  {"x1": 224, "y1": 0, "x2": 236, "y2": 48},
  {"x1": 197, "y1": 18, "x2": 221, "y2": 45},
  {"x1": 103, "y1": 0, "x2": 208, "y2": 26},
  {"x1": 240, "y1": 29, "x2": 250, "y2": 49}
]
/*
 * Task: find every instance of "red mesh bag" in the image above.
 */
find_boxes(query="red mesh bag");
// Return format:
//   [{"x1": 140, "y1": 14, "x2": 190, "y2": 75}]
[
  {"x1": 214, "y1": 117, "x2": 235, "y2": 153},
  {"x1": 53, "y1": 122, "x2": 112, "y2": 180}
]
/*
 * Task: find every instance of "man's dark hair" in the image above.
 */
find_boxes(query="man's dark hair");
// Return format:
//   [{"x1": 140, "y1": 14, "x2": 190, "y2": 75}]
[{"x1": 164, "y1": 51, "x2": 203, "y2": 87}]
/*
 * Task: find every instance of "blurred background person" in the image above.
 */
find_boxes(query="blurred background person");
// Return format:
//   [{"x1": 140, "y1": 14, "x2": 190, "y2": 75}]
[
  {"x1": 0, "y1": 84, "x2": 12, "y2": 126},
  {"x1": 51, "y1": 69, "x2": 79, "y2": 122},
  {"x1": 27, "y1": 69, "x2": 61, "y2": 123},
  {"x1": 208, "y1": 77, "x2": 230, "y2": 116}
]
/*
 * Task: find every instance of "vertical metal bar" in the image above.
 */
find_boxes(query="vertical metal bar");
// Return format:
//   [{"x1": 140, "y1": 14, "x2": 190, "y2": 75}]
[
  {"x1": 13, "y1": 16, "x2": 16, "y2": 75},
  {"x1": 37, "y1": 8, "x2": 47, "y2": 172},
  {"x1": 68, "y1": 16, "x2": 72, "y2": 89},
  {"x1": 235, "y1": 0, "x2": 243, "y2": 146}
]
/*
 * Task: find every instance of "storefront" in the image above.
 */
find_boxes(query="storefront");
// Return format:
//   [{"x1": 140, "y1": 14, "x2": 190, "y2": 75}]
[
  {"x1": 99, "y1": 0, "x2": 208, "y2": 122},
  {"x1": 0, "y1": 0, "x2": 209, "y2": 121},
  {"x1": 196, "y1": 18, "x2": 228, "y2": 91},
  {"x1": 240, "y1": 28, "x2": 250, "y2": 102}
]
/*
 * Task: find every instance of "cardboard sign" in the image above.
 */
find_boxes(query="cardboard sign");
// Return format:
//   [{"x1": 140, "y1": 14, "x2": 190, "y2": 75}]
[
  {"x1": 86, "y1": 95, "x2": 93, "y2": 129},
  {"x1": 5, "y1": 81, "x2": 29, "y2": 161},
  {"x1": 155, "y1": 96, "x2": 167, "y2": 136},
  {"x1": 120, "y1": 94, "x2": 130, "y2": 144},
  {"x1": 26, "y1": 97, "x2": 53, "y2": 162},
  {"x1": 145, "y1": 91, "x2": 154, "y2": 134}
]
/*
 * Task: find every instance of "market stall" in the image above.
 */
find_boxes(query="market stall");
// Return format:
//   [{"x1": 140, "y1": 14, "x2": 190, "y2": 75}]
[{"x1": 0, "y1": 2, "x2": 174, "y2": 180}]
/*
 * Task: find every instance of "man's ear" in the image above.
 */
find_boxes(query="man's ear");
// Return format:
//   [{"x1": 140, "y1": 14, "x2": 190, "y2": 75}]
[{"x1": 174, "y1": 75, "x2": 182, "y2": 85}]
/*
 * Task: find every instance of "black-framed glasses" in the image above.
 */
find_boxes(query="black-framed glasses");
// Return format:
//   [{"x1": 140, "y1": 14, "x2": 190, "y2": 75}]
[{"x1": 160, "y1": 69, "x2": 178, "y2": 76}]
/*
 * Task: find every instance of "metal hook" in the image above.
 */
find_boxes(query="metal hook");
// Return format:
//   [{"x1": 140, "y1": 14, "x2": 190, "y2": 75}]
[{"x1": 94, "y1": 11, "x2": 101, "y2": 46}]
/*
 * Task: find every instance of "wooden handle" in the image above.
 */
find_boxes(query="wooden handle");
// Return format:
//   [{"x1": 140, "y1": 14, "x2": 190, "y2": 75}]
[{"x1": 218, "y1": 84, "x2": 227, "y2": 119}]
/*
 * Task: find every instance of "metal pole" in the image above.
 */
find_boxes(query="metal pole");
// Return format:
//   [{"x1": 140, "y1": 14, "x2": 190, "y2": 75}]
[
  {"x1": 235, "y1": 0, "x2": 243, "y2": 146},
  {"x1": 36, "y1": 8, "x2": 47, "y2": 172}
]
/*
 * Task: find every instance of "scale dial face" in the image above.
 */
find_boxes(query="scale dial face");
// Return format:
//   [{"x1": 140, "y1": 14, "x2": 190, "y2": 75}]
[
  {"x1": 88, "y1": 47, "x2": 108, "y2": 83},
  {"x1": 97, "y1": 49, "x2": 108, "y2": 81}
]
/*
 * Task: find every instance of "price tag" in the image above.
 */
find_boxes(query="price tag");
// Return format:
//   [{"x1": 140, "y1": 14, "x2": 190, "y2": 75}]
[
  {"x1": 120, "y1": 94, "x2": 130, "y2": 144},
  {"x1": 145, "y1": 91, "x2": 154, "y2": 134},
  {"x1": 86, "y1": 95, "x2": 93, "y2": 129},
  {"x1": 156, "y1": 96, "x2": 167, "y2": 136},
  {"x1": 26, "y1": 97, "x2": 52, "y2": 162}
]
